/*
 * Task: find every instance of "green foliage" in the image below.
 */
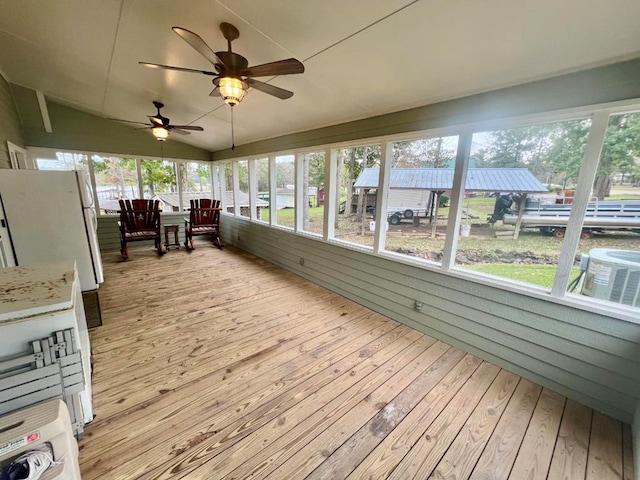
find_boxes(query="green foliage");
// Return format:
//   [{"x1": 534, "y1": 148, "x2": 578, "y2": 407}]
[
  {"x1": 138, "y1": 159, "x2": 176, "y2": 196},
  {"x1": 439, "y1": 194, "x2": 449, "y2": 207},
  {"x1": 471, "y1": 113, "x2": 640, "y2": 199},
  {"x1": 276, "y1": 156, "x2": 295, "y2": 188},
  {"x1": 593, "y1": 113, "x2": 640, "y2": 199},
  {"x1": 305, "y1": 152, "x2": 325, "y2": 190},
  {"x1": 256, "y1": 158, "x2": 269, "y2": 191},
  {"x1": 393, "y1": 137, "x2": 456, "y2": 168}
]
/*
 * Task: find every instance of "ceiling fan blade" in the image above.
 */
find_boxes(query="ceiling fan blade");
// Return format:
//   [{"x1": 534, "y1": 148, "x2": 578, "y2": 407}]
[
  {"x1": 245, "y1": 78, "x2": 294, "y2": 99},
  {"x1": 170, "y1": 128, "x2": 191, "y2": 136},
  {"x1": 241, "y1": 58, "x2": 304, "y2": 77},
  {"x1": 107, "y1": 118, "x2": 150, "y2": 126},
  {"x1": 172, "y1": 27, "x2": 226, "y2": 67},
  {"x1": 148, "y1": 116, "x2": 164, "y2": 126},
  {"x1": 139, "y1": 61, "x2": 217, "y2": 76},
  {"x1": 209, "y1": 87, "x2": 220, "y2": 98},
  {"x1": 170, "y1": 125, "x2": 204, "y2": 131}
]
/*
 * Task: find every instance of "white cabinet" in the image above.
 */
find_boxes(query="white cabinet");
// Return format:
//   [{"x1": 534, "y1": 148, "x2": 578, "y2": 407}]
[{"x1": 0, "y1": 261, "x2": 93, "y2": 424}]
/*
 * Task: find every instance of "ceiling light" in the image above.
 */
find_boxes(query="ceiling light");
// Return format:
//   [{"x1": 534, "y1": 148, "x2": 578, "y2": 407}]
[
  {"x1": 217, "y1": 77, "x2": 247, "y2": 106},
  {"x1": 152, "y1": 126, "x2": 169, "y2": 141}
]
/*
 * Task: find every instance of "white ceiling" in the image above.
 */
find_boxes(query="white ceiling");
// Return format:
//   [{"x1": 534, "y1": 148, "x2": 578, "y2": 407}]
[{"x1": 1, "y1": 0, "x2": 639, "y2": 152}]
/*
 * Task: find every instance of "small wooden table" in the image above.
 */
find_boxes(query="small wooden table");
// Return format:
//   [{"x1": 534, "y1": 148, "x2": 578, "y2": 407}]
[{"x1": 164, "y1": 225, "x2": 180, "y2": 250}]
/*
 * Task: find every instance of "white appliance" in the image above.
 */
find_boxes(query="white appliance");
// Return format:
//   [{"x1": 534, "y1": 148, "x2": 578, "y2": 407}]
[
  {"x1": 0, "y1": 400, "x2": 82, "y2": 479},
  {"x1": 0, "y1": 170, "x2": 103, "y2": 291},
  {"x1": 581, "y1": 248, "x2": 640, "y2": 306},
  {"x1": 0, "y1": 261, "x2": 93, "y2": 424}
]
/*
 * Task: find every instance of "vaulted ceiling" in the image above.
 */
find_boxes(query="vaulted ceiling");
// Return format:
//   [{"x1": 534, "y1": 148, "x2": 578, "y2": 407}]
[{"x1": 1, "y1": 0, "x2": 639, "y2": 152}]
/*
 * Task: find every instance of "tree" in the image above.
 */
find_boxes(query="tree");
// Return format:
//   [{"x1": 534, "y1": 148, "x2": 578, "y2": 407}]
[
  {"x1": 256, "y1": 159, "x2": 269, "y2": 192},
  {"x1": 541, "y1": 120, "x2": 590, "y2": 188},
  {"x1": 139, "y1": 159, "x2": 176, "y2": 196},
  {"x1": 336, "y1": 146, "x2": 381, "y2": 219},
  {"x1": 393, "y1": 137, "x2": 455, "y2": 168},
  {"x1": 594, "y1": 113, "x2": 640, "y2": 199},
  {"x1": 195, "y1": 164, "x2": 211, "y2": 192},
  {"x1": 93, "y1": 156, "x2": 138, "y2": 199}
]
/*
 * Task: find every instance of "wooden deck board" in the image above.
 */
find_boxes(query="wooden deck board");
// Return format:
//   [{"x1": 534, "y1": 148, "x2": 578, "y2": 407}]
[{"x1": 79, "y1": 244, "x2": 633, "y2": 480}]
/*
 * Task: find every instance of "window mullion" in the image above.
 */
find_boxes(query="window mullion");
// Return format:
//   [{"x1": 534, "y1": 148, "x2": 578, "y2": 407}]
[
  {"x1": 269, "y1": 156, "x2": 277, "y2": 226},
  {"x1": 136, "y1": 159, "x2": 143, "y2": 198},
  {"x1": 248, "y1": 159, "x2": 258, "y2": 221},
  {"x1": 551, "y1": 110, "x2": 611, "y2": 297},
  {"x1": 442, "y1": 130, "x2": 472, "y2": 270},
  {"x1": 324, "y1": 149, "x2": 337, "y2": 241},
  {"x1": 373, "y1": 141, "x2": 392, "y2": 253},
  {"x1": 295, "y1": 153, "x2": 304, "y2": 232},
  {"x1": 176, "y1": 162, "x2": 184, "y2": 212}
]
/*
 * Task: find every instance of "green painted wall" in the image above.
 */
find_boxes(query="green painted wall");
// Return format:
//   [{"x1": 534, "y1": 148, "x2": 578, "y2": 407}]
[
  {"x1": 11, "y1": 85, "x2": 210, "y2": 161},
  {"x1": 0, "y1": 75, "x2": 25, "y2": 168},
  {"x1": 212, "y1": 58, "x2": 640, "y2": 160}
]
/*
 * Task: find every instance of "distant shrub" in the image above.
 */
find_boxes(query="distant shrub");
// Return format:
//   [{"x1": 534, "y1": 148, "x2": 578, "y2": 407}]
[{"x1": 439, "y1": 194, "x2": 450, "y2": 207}]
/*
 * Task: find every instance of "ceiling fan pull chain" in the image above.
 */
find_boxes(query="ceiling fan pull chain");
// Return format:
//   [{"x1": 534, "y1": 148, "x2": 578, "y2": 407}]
[{"x1": 231, "y1": 105, "x2": 236, "y2": 151}]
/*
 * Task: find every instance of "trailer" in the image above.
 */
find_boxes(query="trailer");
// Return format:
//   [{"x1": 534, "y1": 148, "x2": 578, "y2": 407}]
[{"x1": 502, "y1": 200, "x2": 640, "y2": 238}]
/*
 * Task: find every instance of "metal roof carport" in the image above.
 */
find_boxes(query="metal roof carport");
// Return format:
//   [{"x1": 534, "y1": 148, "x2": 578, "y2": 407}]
[{"x1": 354, "y1": 168, "x2": 548, "y2": 236}]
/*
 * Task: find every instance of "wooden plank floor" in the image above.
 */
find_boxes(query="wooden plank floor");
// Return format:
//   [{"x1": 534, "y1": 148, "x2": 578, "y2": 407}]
[{"x1": 79, "y1": 243, "x2": 634, "y2": 480}]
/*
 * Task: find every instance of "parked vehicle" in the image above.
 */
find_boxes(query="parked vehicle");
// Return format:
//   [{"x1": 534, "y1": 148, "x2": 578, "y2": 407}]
[
  {"x1": 502, "y1": 199, "x2": 640, "y2": 238},
  {"x1": 387, "y1": 207, "x2": 422, "y2": 225}
]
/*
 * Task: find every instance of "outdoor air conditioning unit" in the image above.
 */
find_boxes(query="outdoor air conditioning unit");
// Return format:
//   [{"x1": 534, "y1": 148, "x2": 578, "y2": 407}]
[{"x1": 581, "y1": 248, "x2": 640, "y2": 307}]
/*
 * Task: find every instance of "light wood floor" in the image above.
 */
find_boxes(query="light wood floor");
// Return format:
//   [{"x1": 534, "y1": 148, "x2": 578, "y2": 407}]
[{"x1": 79, "y1": 243, "x2": 634, "y2": 480}]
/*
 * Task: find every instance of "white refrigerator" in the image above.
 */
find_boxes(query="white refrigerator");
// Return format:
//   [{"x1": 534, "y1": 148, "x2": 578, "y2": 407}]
[{"x1": 0, "y1": 170, "x2": 103, "y2": 292}]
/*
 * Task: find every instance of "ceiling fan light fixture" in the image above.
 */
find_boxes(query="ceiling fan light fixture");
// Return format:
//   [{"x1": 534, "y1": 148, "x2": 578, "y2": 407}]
[
  {"x1": 218, "y1": 76, "x2": 247, "y2": 106},
  {"x1": 152, "y1": 126, "x2": 169, "y2": 141}
]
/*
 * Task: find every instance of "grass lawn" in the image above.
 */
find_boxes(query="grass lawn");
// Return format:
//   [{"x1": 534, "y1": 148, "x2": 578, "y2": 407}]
[{"x1": 463, "y1": 264, "x2": 580, "y2": 288}]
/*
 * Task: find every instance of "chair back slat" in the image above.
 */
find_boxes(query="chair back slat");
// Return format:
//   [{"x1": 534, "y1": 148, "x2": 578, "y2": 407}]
[
  {"x1": 117, "y1": 199, "x2": 165, "y2": 258},
  {"x1": 189, "y1": 199, "x2": 221, "y2": 227},
  {"x1": 119, "y1": 199, "x2": 161, "y2": 231},
  {"x1": 184, "y1": 198, "x2": 222, "y2": 250}
]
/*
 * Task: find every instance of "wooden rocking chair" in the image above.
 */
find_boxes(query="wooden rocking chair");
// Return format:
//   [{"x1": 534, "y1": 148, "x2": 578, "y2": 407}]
[
  {"x1": 184, "y1": 199, "x2": 223, "y2": 250},
  {"x1": 118, "y1": 199, "x2": 166, "y2": 259}
]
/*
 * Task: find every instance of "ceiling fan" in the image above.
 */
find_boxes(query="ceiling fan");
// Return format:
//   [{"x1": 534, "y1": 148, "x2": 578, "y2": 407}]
[
  {"x1": 117, "y1": 101, "x2": 204, "y2": 141},
  {"x1": 139, "y1": 22, "x2": 305, "y2": 106}
]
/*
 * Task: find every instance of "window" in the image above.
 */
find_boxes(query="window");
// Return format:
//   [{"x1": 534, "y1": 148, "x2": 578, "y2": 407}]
[
  {"x1": 224, "y1": 163, "x2": 234, "y2": 214},
  {"x1": 331, "y1": 144, "x2": 381, "y2": 248},
  {"x1": 383, "y1": 136, "x2": 459, "y2": 265},
  {"x1": 140, "y1": 159, "x2": 178, "y2": 211},
  {"x1": 180, "y1": 162, "x2": 212, "y2": 209},
  {"x1": 35, "y1": 151, "x2": 88, "y2": 173},
  {"x1": 455, "y1": 119, "x2": 591, "y2": 288},
  {"x1": 237, "y1": 160, "x2": 250, "y2": 218},
  {"x1": 255, "y1": 157, "x2": 270, "y2": 223},
  {"x1": 274, "y1": 155, "x2": 295, "y2": 229},
  {"x1": 300, "y1": 151, "x2": 325, "y2": 236},
  {"x1": 565, "y1": 111, "x2": 640, "y2": 308},
  {"x1": 92, "y1": 156, "x2": 140, "y2": 214}
]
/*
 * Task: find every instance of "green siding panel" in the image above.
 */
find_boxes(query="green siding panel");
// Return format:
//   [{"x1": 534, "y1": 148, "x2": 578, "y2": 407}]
[{"x1": 0, "y1": 76, "x2": 25, "y2": 168}]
